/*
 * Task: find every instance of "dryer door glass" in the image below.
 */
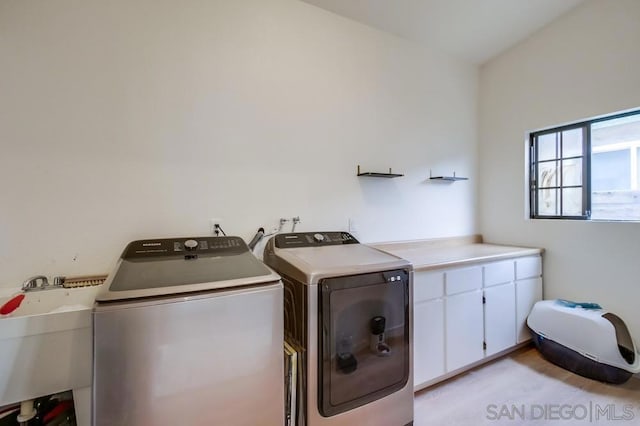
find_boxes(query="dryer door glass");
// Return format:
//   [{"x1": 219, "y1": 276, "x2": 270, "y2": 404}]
[{"x1": 318, "y1": 269, "x2": 410, "y2": 417}]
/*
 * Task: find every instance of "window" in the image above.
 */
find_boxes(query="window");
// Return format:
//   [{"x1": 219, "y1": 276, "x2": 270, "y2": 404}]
[{"x1": 529, "y1": 110, "x2": 640, "y2": 221}]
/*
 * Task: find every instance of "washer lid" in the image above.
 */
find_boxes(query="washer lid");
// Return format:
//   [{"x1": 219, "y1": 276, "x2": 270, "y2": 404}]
[{"x1": 96, "y1": 236, "x2": 280, "y2": 302}]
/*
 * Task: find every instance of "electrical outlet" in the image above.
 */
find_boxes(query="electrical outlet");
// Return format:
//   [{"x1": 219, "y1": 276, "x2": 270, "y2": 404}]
[{"x1": 209, "y1": 218, "x2": 222, "y2": 235}]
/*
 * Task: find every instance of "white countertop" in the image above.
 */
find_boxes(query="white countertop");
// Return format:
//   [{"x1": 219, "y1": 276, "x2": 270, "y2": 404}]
[{"x1": 371, "y1": 238, "x2": 543, "y2": 270}]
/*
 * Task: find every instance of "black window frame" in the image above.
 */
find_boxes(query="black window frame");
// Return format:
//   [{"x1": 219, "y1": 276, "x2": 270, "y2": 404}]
[{"x1": 529, "y1": 109, "x2": 640, "y2": 220}]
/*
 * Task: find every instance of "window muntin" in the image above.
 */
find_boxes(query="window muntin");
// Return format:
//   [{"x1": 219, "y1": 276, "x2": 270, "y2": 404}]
[{"x1": 529, "y1": 109, "x2": 640, "y2": 221}]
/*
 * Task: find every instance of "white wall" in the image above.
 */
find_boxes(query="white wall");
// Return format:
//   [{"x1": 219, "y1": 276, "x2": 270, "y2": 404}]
[
  {"x1": 0, "y1": 0, "x2": 477, "y2": 287},
  {"x1": 479, "y1": 0, "x2": 640, "y2": 341}
]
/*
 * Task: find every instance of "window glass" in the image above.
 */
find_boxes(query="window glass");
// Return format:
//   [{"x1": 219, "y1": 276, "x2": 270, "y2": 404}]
[
  {"x1": 562, "y1": 188, "x2": 582, "y2": 216},
  {"x1": 637, "y1": 147, "x2": 640, "y2": 188},
  {"x1": 591, "y1": 150, "x2": 630, "y2": 191},
  {"x1": 562, "y1": 129, "x2": 582, "y2": 158},
  {"x1": 537, "y1": 133, "x2": 557, "y2": 162},
  {"x1": 592, "y1": 114, "x2": 640, "y2": 146},
  {"x1": 562, "y1": 158, "x2": 582, "y2": 186},
  {"x1": 537, "y1": 161, "x2": 557, "y2": 188},
  {"x1": 538, "y1": 189, "x2": 558, "y2": 216}
]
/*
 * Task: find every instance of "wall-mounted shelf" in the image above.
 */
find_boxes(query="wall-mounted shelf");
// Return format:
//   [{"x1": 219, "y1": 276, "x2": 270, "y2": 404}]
[
  {"x1": 357, "y1": 165, "x2": 403, "y2": 178},
  {"x1": 429, "y1": 170, "x2": 468, "y2": 181}
]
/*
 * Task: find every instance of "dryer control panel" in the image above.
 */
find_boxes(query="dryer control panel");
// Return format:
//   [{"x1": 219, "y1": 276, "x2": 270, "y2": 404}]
[{"x1": 274, "y1": 232, "x2": 359, "y2": 248}]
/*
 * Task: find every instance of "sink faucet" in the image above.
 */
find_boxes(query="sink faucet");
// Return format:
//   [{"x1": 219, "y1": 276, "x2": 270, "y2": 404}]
[{"x1": 22, "y1": 275, "x2": 62, "y2": 292}]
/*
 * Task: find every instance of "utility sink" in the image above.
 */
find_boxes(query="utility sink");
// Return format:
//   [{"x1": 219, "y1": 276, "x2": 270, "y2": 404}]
[{"x1": 0, "y1": 285, "x2": 101, "y2": 407}]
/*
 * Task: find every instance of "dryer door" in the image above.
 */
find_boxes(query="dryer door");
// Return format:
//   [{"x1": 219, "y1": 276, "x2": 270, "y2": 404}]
[{"x1": 318, "y1": 269, "x2": 410, "y2": 417}]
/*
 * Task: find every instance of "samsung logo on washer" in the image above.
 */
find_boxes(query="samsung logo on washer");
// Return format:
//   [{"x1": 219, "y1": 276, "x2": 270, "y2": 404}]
[{"x1": 142, "y1": 242, "x2": 162, "y2": 247}]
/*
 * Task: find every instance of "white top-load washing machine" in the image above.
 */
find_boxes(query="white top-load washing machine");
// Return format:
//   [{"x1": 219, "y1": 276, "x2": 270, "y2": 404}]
[
  {"x1": 264, "y1": 232, "x2": 413, "y2": 426},
  {"x1": 93, "y1": 236, "x2": 284, "y2": 426}
]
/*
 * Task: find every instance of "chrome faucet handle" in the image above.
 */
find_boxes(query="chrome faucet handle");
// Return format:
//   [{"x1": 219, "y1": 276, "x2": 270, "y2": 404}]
[{"x1": 22, "y1": 275, "x2": 49, "y2": 291}]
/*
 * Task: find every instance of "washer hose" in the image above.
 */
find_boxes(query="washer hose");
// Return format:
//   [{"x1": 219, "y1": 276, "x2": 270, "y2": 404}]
[{"x1": 247, "y1": 227, "x2": 265, "y2": 251}]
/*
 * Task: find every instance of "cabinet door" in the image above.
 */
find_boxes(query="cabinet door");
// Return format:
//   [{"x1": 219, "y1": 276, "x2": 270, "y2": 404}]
[
  {"x1": 484, "y1": 282, "x2": 516, "y2": 356},
  {"x1": 445, "y1": 290, "x2": 484, "y2": 372},
  {"x1": 515, "y1": 277, "x2": 543, "y2": 343},
  {"x1": 413, "y1": 299, "x2": 445, "y2": 386}
]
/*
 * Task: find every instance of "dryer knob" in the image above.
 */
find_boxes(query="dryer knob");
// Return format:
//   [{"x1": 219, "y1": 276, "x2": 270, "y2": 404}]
[
  {"x1": 313, "y1": 233, "x2": 325, "y2": 242},
  {"x1": 184, "y1": 239, "x2": 199, "y2": 251}
]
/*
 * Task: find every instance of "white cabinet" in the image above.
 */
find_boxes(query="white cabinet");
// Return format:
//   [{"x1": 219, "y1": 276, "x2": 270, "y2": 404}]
[
  {"x1": 483, "y1": 260, "x2": 513, "y2": 287},
  {"x1": 483, "y1": 260, "x2": 516, "y2": 356},
  {"x1": 515, "y1": 256, "x2": 543, "y2": 343},
  {"x1": 414, "y1": 299, "x2": 445, "y2": 385},
  {"x1": 445, "y1": 289, "x2": 484, "y2": 371},
  {"x1": 445, "y1": 266, "x2": 482, "y2": 295},
  {"x1": 483, "y1": 282, "x2": 516, "y2": 356},
  {"x1": 413, "y1": 271, "x2": 445, "y2": 385},
  {"x1": 414, "y1": 270, "x2": 444, "y2": 301},
  {"x1": 444, "y1": 266, "x2": 484, "y2": 371},
  {"x1": 516, "y1": 277, "x2": 543, "y2": 343},
  {"x1": 515, "y1": 256, "x2": 542, "y2": 280},
  {"x1": 412, "y1": 254, "x2": 542, "y2": 389}
]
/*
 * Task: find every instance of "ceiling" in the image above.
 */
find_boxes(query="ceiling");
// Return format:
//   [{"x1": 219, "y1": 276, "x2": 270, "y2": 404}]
[{"x1": 300, "y1": 0, "x2": 585, "y2": 64}]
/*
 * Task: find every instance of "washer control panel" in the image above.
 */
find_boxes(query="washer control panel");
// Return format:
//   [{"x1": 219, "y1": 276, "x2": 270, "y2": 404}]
[
  {"x1": 274, "y1": 232, "x2": 359, "y2": 248},
  {"x1": 123, "y1": 236, "x2": 246, "y2": 259}
]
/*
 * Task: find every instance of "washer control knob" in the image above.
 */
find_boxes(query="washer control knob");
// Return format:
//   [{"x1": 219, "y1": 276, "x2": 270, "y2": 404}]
[
  {"x1": 313, "y1": 233, "x2": 325, "y2": 242},
  {"x1": 184, "y1": 239, "x2": 199, "y2": 251}
]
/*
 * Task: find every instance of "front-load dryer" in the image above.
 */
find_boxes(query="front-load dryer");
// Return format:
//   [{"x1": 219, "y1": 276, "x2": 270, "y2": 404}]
[{"x1": 264, "y1": 232, "x2": 413, "y2": 426}]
